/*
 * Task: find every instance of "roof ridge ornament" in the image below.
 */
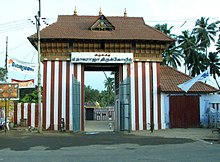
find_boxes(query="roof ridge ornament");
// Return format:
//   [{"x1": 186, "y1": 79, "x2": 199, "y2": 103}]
[
  {"x1": 73, "y1": 6, "x2": 77, "y2": 16},
  {"x1": 124, "y1": 8, "x2": 127, "y2": 17},
  {"x1": 99, "y1": 7, "x2": 102, "y2": 16}
]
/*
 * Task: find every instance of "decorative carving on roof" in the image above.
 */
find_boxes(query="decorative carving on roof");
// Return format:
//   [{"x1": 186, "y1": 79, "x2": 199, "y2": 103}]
[{"x1": 90, "y1": 15, "x2": 115, "y2": 31}]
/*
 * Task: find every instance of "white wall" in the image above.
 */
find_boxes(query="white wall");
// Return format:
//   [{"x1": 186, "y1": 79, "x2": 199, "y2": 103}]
[{"x1": 200, "y1": 94, "x2": 220, "y2": 127}]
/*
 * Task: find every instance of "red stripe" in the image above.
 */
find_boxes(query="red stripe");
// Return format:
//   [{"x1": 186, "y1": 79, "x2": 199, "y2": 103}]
[
  {"x1": 42, "y1": 61, "x2": 47, "y2": 129},
  {"x1": 14, "y1": 102, "x2": 18, "y2": 124},
  {"x1": 74, "y1": 64, "x2": 77, "y2": 78},
  {"x1": 149, "y1": 63, "x2": 154, "y2": 129},
  {"x1": 21, "y1": 103, "x2": 24, "y2": 119},
  {"x1": 81, "y1": 64, "x2": 85, "y2": 131},
  {"x1": 65, "y1": 61, "x2": 70, "y2": 130},
  {"x1": 134, "y1": 62, "x2": 139, "y2": 130},
  {"x1": 142, "y1": 62, "x2": 147, "y2": 130},
  {"x1": 58, "y1": 61, "x2": 63, "y2": 130},
  {"x1": 27, "y1": 103, "x2": 31, "y2": 126},
  {"x1": 35, "y1": 103, "x2": 38, "y2": 127},
  {"x1": 157, "y1": 63, "x2": 161, "y2": 129},
  {"x1": 50, "y1": 61, "x2": 55, "y2": 130},
  {"x1": 119, "y1": 64, "x2": 123, "y2": 82},
  {"x1": 127, "y1": 64, "x2": 131, "y2": 77}
]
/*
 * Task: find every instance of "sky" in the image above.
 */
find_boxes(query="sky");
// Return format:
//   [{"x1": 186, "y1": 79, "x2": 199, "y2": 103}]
[{"x1": 0, "y1": 0, "x2": 220, "y2": 90}]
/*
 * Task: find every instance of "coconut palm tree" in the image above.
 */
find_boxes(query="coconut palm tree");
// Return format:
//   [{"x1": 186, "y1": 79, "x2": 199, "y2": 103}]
[
  {"x1": 193, "y1": 17, "x2": 220, "y2": 56},
  {"x1": 154, "y1": 23, "x2": 176, "y2": 38},
  {"x1": 103, "y1": 71, "x2": 114, "y2": 106},
  {"x1": 208, "y1": 52, "x2": 220, "y2": 88},
  {"x1": 154, "y1": 24, "x2": 183, "y2": 68},
  {"x1": 177, "y1": 30, "x2": 206, "y2": 74},
  {"x1": 161, "y1": 43, "x2": 183, "y2": 69},
  {"x1": 187, "y1": 50, "x2": 208, "y2": 77},
  {"x1": 215, "y1": 38, "x2": 220, "y2": 54}
]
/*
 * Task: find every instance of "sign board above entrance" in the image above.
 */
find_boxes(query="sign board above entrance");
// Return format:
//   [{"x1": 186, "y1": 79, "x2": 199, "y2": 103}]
[{"x1": 71, "y1": 52, "x2": 133, "y2": 64}]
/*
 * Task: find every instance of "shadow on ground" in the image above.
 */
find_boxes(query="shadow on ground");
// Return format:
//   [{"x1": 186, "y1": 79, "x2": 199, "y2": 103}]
[{"x1": 0, "y1": 131, "x2": 194, "y2": 151}]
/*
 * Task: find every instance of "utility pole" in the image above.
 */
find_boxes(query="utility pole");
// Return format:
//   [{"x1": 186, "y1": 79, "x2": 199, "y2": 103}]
[
  {"x1": 4, "y1": 36, "x2": 8, "y2": 134},
  {"x1": 35, "y1": 0, "x2": 42, "y2": 133}
]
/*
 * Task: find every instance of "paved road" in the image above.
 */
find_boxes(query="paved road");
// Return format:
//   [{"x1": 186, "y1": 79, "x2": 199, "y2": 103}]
[{"x1": 0, "y1": 129, "x2": 219, "y2": 162}]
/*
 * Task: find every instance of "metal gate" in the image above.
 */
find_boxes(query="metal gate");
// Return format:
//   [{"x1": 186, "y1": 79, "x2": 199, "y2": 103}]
[
  {"x1": 72, "y1": 76, "x2": 80, "y2": 132},
  {"x1": 119, "y1": 77, "x2": 131, "y2": 131}
]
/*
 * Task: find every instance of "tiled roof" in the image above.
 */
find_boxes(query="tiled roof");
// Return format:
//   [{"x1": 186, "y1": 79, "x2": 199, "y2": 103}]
[
  {"x1": 28, "y1": 15, "x2": 174, "y2": 42},
  {"x1": 160, "y1": 66, "x2": 219, "y2": 93}
]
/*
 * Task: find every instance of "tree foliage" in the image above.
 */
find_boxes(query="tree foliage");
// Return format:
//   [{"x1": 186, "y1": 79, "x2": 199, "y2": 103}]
[{"x1": 0, "y1": 67, "x2": 6, "y2": 82}]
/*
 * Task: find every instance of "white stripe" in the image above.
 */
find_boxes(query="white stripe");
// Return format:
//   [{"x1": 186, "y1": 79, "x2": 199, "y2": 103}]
[
  {"x1": 160, "y1": 94, "x2": 166, "y2": 129},
  {"x1": 62, "y1": 62, "x2": 67, "y2": 120},
  {"x1": 130, "y1": 62, "x2": 135, "y2": 131},
  {"x1": 46, "y1": 61, "x2": 51, "y2": 129},
  {"x1": 17, "y1": 103, "x2": 21, "y2": 125},
  {"x1": 138, "y1": 62, "x2": 143, "y2": 130},
  {"x1": 123, "y1": 65, "x2": 127, "y2": 80},
  {"x1": 54, "y1": 61, "x2": 59, "y2": 130},
  {"x1": 77, "y1": 64, "x2": 82, "y2": 130},
  {"x1": 145, "y1": 63, "x2": 151, "y2": 130},
  {"x1": 152, "y1": 63, "x2": 158, "y2": 130},
  {"x1": 31, "y1": 103, "x2": 35, "y2": 127},
  {"x1": 23, "y1": 103, "x2": 28, "y2": 119}
]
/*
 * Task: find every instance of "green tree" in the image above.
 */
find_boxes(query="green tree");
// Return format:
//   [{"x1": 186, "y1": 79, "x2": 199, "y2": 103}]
[
  {"x1": 215, "y1": 38, "x2": 220, "y2": 54},
  {"x1": 208, "y1": 52, "x2": 220, "y2": 88},
  {"x1": 161, "y1": 44, "x2": 183, "y2": 69},
  {"x1": 154, "y1": 23, "x2": 176, "y2": 38},
  {"x1": 193, "y1": 17, "x2": 220, "y2": 56},
  {"x1": 20, "y1": 89, "x2": 38, "y2": 103},
  {"x1": 177, "y1": 30, "x2": 205, "y2": 74},
  {"x1": 187, "y1": 50, "x2": 207, "y2": 77},
  {"x1": 84, "y1": 85, "x2": 100, "y2": 103},
  {"x1": 103, "y1": 72, "x2": 114, "y2": 106},
  {"x1": 154, "y1": 23, "x2": 183, "y2": 68},
  {"x1": 0, "y1": 67, "x2": 6, "y2": 82}
]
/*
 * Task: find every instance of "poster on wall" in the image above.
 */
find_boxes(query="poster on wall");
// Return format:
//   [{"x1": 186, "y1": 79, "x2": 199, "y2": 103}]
[
  {"x1": 11, "y1": 79, "x2": 35, "y2": 88},
  {"x1": 0, "y1": 83, "x2": 19, "y2": 100}
]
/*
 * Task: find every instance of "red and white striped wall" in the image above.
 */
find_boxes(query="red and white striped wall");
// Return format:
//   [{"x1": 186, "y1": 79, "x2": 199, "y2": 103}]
[
  {"x1": 14, "y1": 60, "x2": 163, "y2": 131},
  {"x1": 14, "y1": 103, "x2": 39, "y2": 127},
  {"x1": 42, "y1": 61, "x2": 84, "y2": 131},
  {"x1": 123, "y1": 62, "x2": 162, "y2": 131}
]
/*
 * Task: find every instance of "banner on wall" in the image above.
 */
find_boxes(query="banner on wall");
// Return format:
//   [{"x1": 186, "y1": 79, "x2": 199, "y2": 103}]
[
  {"x1": 71, "y1": 52, "x2": 133, "y2": 64},
  {"x1": 7, "y1": 57, "x2": 37, "y2": 75},
  {"x1": 11, "y1": 79, "x2": 35, "y2": 88}
]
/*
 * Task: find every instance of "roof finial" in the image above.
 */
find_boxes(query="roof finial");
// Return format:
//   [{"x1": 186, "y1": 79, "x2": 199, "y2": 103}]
[
  {"x1": 74, "y1": 6, "x2": 77, "y2": 15},
  {"x1": 124, "y1": 8, "x2": 127, "y2": 17},
  {"x1": 99, "y1": 7, "x2": 102, "y2": 16}
]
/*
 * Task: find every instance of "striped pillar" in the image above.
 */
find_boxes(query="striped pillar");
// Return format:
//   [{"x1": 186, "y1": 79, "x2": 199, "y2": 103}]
[
  {"x1": 42, "y1": 60, "x2": 83, "y2": 131},
  {"x1": 125, "y1": 62, "x2": 161, "y2": 131}
]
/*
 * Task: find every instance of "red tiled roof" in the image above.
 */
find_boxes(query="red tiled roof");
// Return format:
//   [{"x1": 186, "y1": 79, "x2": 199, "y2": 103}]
[
  {"x1": 28, "y1": 15, "x2": 174, "y2": 42},
  {"x1": 160, "y1": 66, "x2": 219, "y2": 93}
]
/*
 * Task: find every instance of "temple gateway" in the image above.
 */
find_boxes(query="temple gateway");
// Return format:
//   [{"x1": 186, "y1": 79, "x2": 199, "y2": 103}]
[{"x1": 27, "y1": 10, "x2": 217, "y2": 132}]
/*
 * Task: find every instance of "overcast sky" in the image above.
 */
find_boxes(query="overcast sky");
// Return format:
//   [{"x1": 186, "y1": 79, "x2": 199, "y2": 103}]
[{"x1": 0, "y1": 0, "x2": 219, "y2": 90}]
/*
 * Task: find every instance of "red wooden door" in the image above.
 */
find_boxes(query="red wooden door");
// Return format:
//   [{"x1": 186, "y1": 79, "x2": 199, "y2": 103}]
[{"x1": 170, "y1": 96, "x2": 200, "y2": 128}]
